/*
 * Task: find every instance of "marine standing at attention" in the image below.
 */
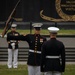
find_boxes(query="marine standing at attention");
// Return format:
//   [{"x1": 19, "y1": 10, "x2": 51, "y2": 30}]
[{"x1": 41, "y1": 27, "x2": 65, "y2": 75}]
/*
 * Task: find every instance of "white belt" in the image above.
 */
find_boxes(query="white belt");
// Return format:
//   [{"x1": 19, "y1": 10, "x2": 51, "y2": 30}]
[
  {"x1": 29, "y1": 50, "x2": 41, "y2": 54},
  {"x1": 46, "y1": 56, "x2": 59, "y2": 58}
]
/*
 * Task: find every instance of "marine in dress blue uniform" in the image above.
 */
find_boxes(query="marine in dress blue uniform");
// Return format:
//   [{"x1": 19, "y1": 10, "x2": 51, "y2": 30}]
[
  {"x1": 7, "y1": 24, "x2": 20, "y2": 68},
  {"x1": 7, "y1": 23, "x2": 46, "y2": 75},
  {"x1": 41, "y1": 27, "x2": 65, "y2": 75}
]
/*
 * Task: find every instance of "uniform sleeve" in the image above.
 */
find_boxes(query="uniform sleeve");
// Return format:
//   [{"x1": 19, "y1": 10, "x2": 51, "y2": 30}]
[
  {"x1": 41, "y1": 43, "x2": 46, "y2": 72},
  {"x1": 7, "y1": 33, "x2": 10, "y2": 42},
  {"x1": 7, "y1": 34, "x2": 29, "y2": 41},
  {"x1": 61, "y1": 43, "x2": 65, "y2": 72}
]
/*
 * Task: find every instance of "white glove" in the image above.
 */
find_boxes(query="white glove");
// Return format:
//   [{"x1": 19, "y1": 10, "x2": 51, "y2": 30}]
[{"x1": 11, "y1": 43, "x2": 15, "y2": 50}]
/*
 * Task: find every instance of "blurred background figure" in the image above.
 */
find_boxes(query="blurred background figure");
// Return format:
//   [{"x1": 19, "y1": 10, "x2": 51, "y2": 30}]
[{"x1": 7, "y1": 24, "x2": 20, "y2": 68}]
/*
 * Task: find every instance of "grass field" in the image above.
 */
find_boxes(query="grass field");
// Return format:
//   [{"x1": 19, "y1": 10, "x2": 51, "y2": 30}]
[
  {"x1": 0, "y1": 65, "x2": 75, "y2": 75},
  {"x1": 0, "y1": 29, "x2": 75, "y2": 35},
  {"x1": 0, "y1": 65, "x2": 28, "y2": 75}
]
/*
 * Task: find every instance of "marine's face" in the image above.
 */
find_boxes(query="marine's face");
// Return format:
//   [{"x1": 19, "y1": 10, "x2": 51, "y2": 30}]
[
  {"x1": 34, "y1": 28, "x2": 41, "y2": 34},
  {"x1": 11, "y1": 27, "x2": 16, "y2": 32}
]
